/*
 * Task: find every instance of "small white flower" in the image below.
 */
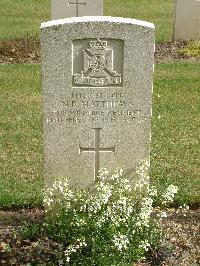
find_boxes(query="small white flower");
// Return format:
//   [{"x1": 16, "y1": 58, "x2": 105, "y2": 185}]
[
  {"x1": 160, "y1": 211, "x2": 167, "y2": 218},
  {"x1": 112, "y1": 234, "x2": 129, "y2": 251},
  {"x1": 98, "y1": 168, "x2": 109, "y2": 180},
  {"x1": 162, "y1": 184, "x2": 178, "y2": 204},
  {"x1": 139, "y1": 240, "x2": 151, "y2": 251},
  {"x1": 149, "y1": 186, "x2": 157, "y2": 197},
  {"x1": 65, "y1": 256, "x2": 70, "y2": 262}
]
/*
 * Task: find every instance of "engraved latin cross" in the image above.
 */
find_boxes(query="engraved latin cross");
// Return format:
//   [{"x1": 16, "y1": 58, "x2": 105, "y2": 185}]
[
  {"x1": 79, "y1": 128, "x2": 115, "y2": 181},
  {"x1": 68, "y1": 0, "x2": 87, "y2": 17}
]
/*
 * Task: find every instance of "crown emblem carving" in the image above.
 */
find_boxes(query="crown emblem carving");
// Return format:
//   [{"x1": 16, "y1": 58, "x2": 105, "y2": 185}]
[
  {"x1": 73, "y1": 38, "x2": 122, "y2": 87},
  {"x1": 89, "y1": 39, "x2": 107, "y2": 49}
]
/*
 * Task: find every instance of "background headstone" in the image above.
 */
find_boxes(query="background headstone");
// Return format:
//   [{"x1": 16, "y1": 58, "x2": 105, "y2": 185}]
[
  {"x1": 173, "y1": 0, "x2": 200, "y2": 41},
  {"x1": 52, "y1": 0, "x2": 103, "y2": 19},
  {"x1": 41, "y1": 17, "x2": 155, "y2": 189}
]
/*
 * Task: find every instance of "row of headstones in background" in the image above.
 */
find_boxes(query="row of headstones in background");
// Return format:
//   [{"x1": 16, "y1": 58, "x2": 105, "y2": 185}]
[
  {"x1": 52, "y1": 0, "x2": 200, "y2": 42},
  {"x1": 52, "y1": 0, "x2": 103, "y2": 19},
  {"x1": 173, "y1": 0, "x2": 200, "y2": 41},
  {"x1": 41, "y1": 17, "x2": 155, "y2": 189}
]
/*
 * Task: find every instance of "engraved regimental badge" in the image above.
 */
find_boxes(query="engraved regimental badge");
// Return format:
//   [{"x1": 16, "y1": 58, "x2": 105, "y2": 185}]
[{"x1": 73, "y1": 39, "x2": 123, "y2": 87}]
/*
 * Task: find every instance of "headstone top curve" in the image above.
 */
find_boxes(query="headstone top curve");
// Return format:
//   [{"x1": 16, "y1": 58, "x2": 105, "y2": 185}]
[
  {"x1": 41, "y1": 13, "x2": 155, "y2": 190},
  {"x1": 41, "y1": 16, "x2": 155, "y2": 29}
]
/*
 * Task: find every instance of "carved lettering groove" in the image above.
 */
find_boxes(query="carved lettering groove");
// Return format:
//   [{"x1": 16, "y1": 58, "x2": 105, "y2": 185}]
[{"x1": 46, "y1": 91, "x2": 147, "y2": 124}]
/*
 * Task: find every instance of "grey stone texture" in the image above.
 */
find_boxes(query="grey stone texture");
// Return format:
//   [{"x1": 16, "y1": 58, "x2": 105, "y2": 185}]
[
  {"x1": 51, "y1": 0, "x2": 103, "y2": 19},
  {"x1": 41, "y1": 17, "x2": 155, "y2": 189},
  {"x1": 173, "y1": 0, "x2": 200, "y2": 41}
]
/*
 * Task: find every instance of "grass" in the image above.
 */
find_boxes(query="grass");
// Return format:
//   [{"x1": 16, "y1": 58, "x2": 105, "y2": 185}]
[
  {"x1": 0, "y1": 0, "x2": 173, "y2": 42},
  {"x1": 152, "y1": 63, "x2": 200, "y2": 206},
  {"x1": 0, "y1": 63, "x2": 199, "y2": 210},
  {"x1": 0, "y1": 64, "x2": 43, "y2": 209},
  {"x1": 0, "y1": 0, "x2": 50, "y2": 40},
  {"x1": 105, "y1": 0, "x2": 174, "y2": 42}
]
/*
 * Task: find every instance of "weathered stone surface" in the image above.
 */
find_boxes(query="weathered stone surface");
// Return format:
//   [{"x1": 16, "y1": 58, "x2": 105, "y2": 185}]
[
  {"x1": 173, "y1": 0, "x2": 200, "y2": 41},
  {"x1": 51, "y1": 0, "x2": 103, "y2": 19},
  {"x1": 41, "y1": 17, "x2": 155, "y2": 189}
]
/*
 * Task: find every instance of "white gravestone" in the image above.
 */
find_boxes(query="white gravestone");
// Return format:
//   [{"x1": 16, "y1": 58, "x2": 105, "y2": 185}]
[
  {"x1": 52, "y1": 0, "x2": 103, "y2": 19},
  {"x1": 41, "y1": 17, "x2": 155, "y2": 189},
  {"x1": 173, "y1": 0, "x2": 200, "y2": 41}
]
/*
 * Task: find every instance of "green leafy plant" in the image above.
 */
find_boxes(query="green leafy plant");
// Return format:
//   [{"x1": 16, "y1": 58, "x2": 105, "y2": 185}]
[
  {"x1": 21, "y1": 221, "x2": 43, "y2": 241},
  {"x1": 179, "y1": 41, "x2": 200, "y2": 57},
  {"x1": 42, "y1": 162, "x2": 178, "y2": 265}
]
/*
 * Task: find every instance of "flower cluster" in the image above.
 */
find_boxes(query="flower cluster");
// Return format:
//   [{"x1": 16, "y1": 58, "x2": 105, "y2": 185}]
[
  {"x1": 64, "y1": 238, "x2": 87, "y2": 263},
  {"x1": 135, "y1": 160, "x2": 150, "y2": 192},
  {"x1": 44, "y1": 177, "x2": 73, "y2": 213},
  {"x1": 162, "y1": 184, "x2": 179, "y2": 205},
  {"x1": 43, "y1": 162, "x2": 178, "y2": 265},
  {"x1": 112, "y1": 234, "x2": 130, "y2": 251},
  {"x1": 136, "y1": 197, "x2": 154, "y2": 227}
]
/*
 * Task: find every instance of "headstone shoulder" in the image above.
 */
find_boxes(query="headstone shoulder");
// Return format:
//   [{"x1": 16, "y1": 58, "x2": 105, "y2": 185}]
[{"x1": 41, "y1": 16, "x2": 155, "y2": 189}]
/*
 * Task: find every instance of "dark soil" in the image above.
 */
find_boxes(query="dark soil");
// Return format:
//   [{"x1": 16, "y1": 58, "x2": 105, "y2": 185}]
[
  {"x1": 0, "y1": 208, "x2": 199, "y2": 265},
  {"x1": 0, "y1": 38, "x2": 40, "y2": 64},
  {"x1": 160, "y1": 208, "x2": 200, "y2": 266},
  {"x1": 155, "y1": 41, "x2": 200, "y2": 63},
  {"x1": 0, "y1": 38, "x2": 199, "y2": 64}
]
